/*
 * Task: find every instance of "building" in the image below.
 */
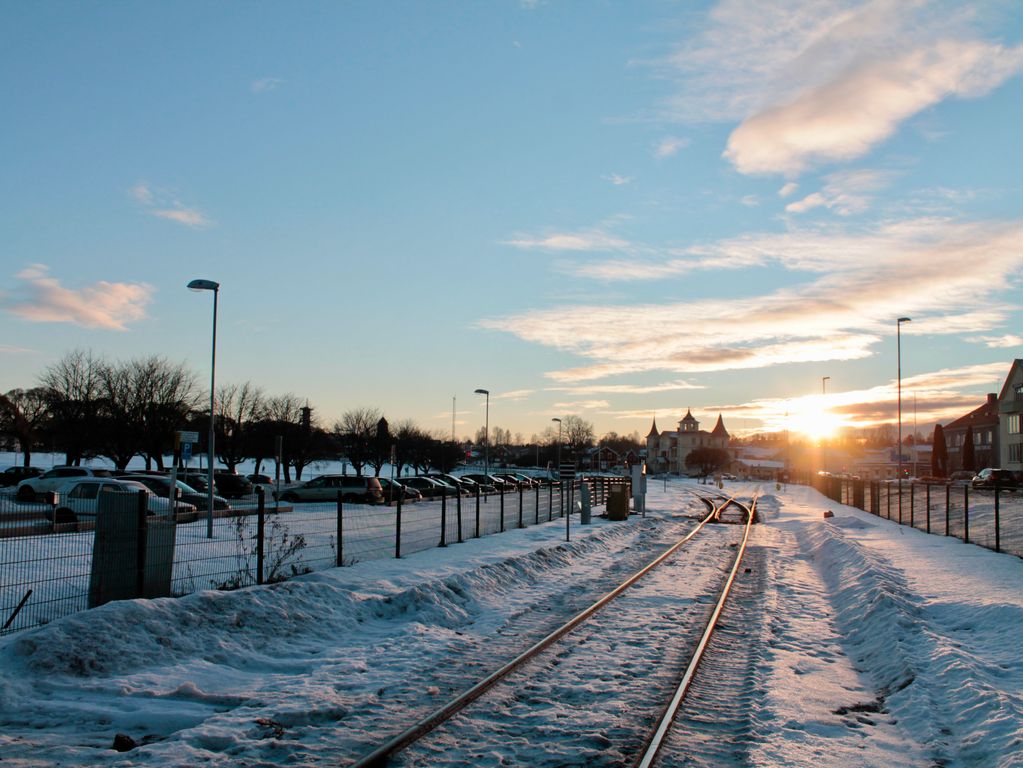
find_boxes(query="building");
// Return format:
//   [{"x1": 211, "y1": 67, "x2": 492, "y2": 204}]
[
  {"x1": 998, "y1": 359, "x2": 1023, "y2": 475},
  {"x1": 645, "y1": 410, "x2": 730, "y2": 475},
  {"x1": 943, "y1": 393, "x2": 1000, "y2": 472}
]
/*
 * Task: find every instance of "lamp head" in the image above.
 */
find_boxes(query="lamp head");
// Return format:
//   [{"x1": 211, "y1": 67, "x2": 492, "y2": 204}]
[
  {"x1": 474, "y1": 388, "x2": 489, "y2": 395},
  {"x1": 897, "y1": 316, "x2": 911, "y2": 324},
  {"x1": 551, "y1": 417, "x2": 562, "y2": 423},
  {"x1": 188, "y1": 279, "x2": 220, "y2": 292}
]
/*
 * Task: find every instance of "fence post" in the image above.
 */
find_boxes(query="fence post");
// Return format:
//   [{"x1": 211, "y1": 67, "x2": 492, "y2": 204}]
[
  {"x1": 886, "y1": 485, "x2": 891, "y2": 519},
  {"x1": 995, "y1": 487, "x2": 1001, "y2": 553},
  {"x1": 440, "y1": 489, "x2": 447, "y2": 547},
  {"x1": 535, "y1": 484, "x2": 540, "y2": 525},
  {"x1": 336, "y1": 490, "x2": 344, "y2": 567},
  {"x1": 257, "y1": 487, "x2": 266, "y2": 584},
  {"x1": 548, "y1": 482, "x2": 553, "y2": 522},
  {"x1": 475, "y1": 485, "x2": 481, "y2": 538},
  {"x1": 499, "y1": 488, "x2": 505, "y2": 533},
  {"x1": 909, "y1": 483, "x2": 915, "y2": 528},
  {"x1": 395, "y1": 494, "x2": 402, "y2": 558},
  {"x1": 518, "y1": 485, "x2": 524, "y2": 529},
  {"x1": 963, "y1": 485, "x2": 970, "y2": 544},
  {"x1": 926, "y1": 484, "x2": 931, "y2": 534},
  {"x1": 945, "y1": 483, "x2": 950, "y2": 536},
  {"x1": 456, "y1": 490, "x2": 463, "y2": 544}
]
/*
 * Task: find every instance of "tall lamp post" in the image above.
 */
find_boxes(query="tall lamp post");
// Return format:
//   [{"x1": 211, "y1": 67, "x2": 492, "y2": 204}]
[
  {"x1": 822, "y1": 376, "x2": 830, "y2": 395},
  {"x1": 821, "y1": 376, "x2": 831, "y2": 474},
  {"x1": 188, "y1": 279, "x2": 220, "y2": 539},
  {"x1": 474, "y1": 389, "x2": 489, "y2": 475},
  {"x1": 552, "y1": 417, "x2": 564, "y2": 540},
  {"x1": 897, "y1": 317, "x2": 911, "y2": 522}
]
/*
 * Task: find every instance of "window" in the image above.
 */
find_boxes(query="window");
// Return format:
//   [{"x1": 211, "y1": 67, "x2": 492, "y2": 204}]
[
  {"x1": 1008, "y1": 414, "x2": 1021, "y2": 435},
  {"x1": 70, "y1": 483, "x2": 99, "y2": 500},
  {"x1": 1016, "y1": 383, "x2": 1023, "y2": 401},
  {"x1": 1009, "y1": 443, "x2": 1022, "y2": 463}
]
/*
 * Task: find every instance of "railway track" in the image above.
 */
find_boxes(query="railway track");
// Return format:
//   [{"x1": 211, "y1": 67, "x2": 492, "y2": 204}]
[{"x1": 348, "y1": 489, "x2": 758, "y2": 767}]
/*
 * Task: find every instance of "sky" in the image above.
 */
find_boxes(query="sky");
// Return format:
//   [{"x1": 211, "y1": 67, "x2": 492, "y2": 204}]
[{"x1": 2, "y1": 0, "x2": 1022, "y2": 443}]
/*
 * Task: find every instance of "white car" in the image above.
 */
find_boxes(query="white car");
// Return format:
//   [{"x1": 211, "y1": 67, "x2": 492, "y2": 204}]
[
  {"x1": 16, "y1": 466, "x2": 115, "y2": 502},
  {"x1": 52, "y1": 479, "x2": 196, "y2": 524}
]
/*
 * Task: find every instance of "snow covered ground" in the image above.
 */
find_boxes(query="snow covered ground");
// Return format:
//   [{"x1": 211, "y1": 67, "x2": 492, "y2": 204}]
[{"x1": 1, "y1": 479, "x2": 1021, "y2": 766}]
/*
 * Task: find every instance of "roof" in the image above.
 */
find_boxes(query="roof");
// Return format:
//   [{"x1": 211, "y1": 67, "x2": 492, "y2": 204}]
[
  {"x1": 711, "y1": 414, "x2": 729, "y2": 439},
  {"x1": 944, "y1": 393, "x2": 1000, "y2": 432},
  {"x1": 997, "y1": 358, "x2": 1023, "y2": 401},
  {"x1": 680, "y1": 409, "x2": 697, "y2": 423},
  {"x1": 646, "y1": 417, "x2": 659, "y2": 438}
]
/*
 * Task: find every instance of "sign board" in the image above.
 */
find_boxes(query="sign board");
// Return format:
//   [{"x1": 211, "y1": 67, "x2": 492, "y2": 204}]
[
  {"x1": 559, "y1": 463, "x2": 576, "y2": 480},
  {"x1": 178, "y1": 431, "x2": 200, "y2": 444},
  {"x1": 181, "y1": 442, "x2": 192, "y2": 462}
]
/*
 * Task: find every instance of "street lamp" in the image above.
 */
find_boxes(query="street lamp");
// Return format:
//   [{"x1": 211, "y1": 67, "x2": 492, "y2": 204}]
[
  {"x1": 822, "y1": 376, "x2": 830, "y2": 395},
  {"x1": 188, "y1": 279, "x2": 220, "y2": 538},
  {"x1": 474, "y1": 389, "x2": 489, "y2": 475},
  {"x1": 897, "y1": 317, "x2": 911, "y2": 522},
  {"x1": 552, "y1": 417, "x2": 565, "y2": 540}
]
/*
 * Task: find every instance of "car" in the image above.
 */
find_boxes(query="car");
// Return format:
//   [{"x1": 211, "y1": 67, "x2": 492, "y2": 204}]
[
  {"x1": 119, "y1": 474, "x2": 232, "y2": 511},
  {"x1": 175, "y1": 468, "x2": 214, "y2": 494},
  {"x1": 212, "y1": 472, "x2": 254, "y2": 499},
  {"x1": 463, "y1": 473, "x2": 515, "y2": 493},
  {"x1": 377, "y1": 477, "x2": 423, "y2": 502},
  {"x1": 275, "y1": 475, "x2": 384, "y2": 504},
  {"x1": 495, "y1": 473, "x2": 536, "y2": 488},
  {"x1": 246, "y1": 473, "x2": 274, "y2": 485},
  {"x1": 397, "y1": 476, "x2": 460, "y2": 499},
  {"x1": 51, "y1": 478, "x2": 196, "y2": 524},
  {"x1": 949, "y1": 470, "x2": 975, "y2": 486},
  {"x1": 457, "y1": 474, "x2": 497, "y2": 493},
  {"x1": 16, "y1": 466, "x2": 115, "y2": 502},
  {"x1": 0, "y1": 466, "x2": 43, "y2": 487},
  {"x1": 425, "y1": 473, "x2": 478, "y2": 494},
  {"x1": 971, "y1": 468, "x2": 1019, "y2": 490}
]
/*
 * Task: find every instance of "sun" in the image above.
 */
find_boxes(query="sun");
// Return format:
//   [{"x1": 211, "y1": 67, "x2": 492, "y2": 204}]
[{"x1": 787, "y1": 403, "x2": 843, "y2": 442}]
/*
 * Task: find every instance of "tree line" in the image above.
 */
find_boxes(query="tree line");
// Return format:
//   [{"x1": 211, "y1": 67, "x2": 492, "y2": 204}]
[{"x1": 1, "y1": 351, "x2": 635, "y2": 480}]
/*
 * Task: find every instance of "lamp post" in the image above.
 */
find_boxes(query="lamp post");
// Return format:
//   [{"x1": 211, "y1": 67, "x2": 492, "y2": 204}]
[
  {"x1": 188, "y1": 279, "x2": 219, "y2": 538},
  {"x1": 474, "y1": 389, "x2": 489, "y2": 475},
  {"x1": 897, "y1": 316, "x2": 911, "y2": 522},
  {"x1": 822, "y1": 376, "x2": 830, "y2": 395},
  {"x1": 552, "y1": 417, "x2": 564, "y2": 540},
  {"x1": 821, "y1": 376, "x2": 831, "y2": 475}
]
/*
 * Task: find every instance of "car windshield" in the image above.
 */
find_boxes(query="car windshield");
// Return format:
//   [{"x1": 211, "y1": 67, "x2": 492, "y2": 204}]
[
  {"x1": 118, "y1": 481, "x2": 151, "y2": 494},
  {"x1": 175, "y1": 480, "x2": 198, "y2": 492}
]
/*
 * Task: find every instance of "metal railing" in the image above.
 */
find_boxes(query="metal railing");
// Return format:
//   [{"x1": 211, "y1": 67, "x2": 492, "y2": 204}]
[{"x1": 0, "y1": 476, "x2": 631, "y2": 636}]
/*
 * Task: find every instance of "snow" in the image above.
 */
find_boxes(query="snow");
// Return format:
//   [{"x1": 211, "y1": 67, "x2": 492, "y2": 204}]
[{"x1": 1, "y1": 479, "x2": 1022, "y2": 766}]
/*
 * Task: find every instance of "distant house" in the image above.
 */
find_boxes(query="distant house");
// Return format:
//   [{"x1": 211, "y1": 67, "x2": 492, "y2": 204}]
[
  {"x1": 998, "y1": 359, "x2": 1023, "y2": 475},
  {"x1": 943, "y1": 393, "x2": 1000, "y2": 472},
  {"x1": 645, "y1": 410, "x2": 730, "y2": 475}
]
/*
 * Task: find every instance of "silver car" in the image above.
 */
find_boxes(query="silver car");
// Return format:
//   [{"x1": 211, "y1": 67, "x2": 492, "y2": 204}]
[{"x1": 52, "y1": 479, "x2": 196, "y2": 524}]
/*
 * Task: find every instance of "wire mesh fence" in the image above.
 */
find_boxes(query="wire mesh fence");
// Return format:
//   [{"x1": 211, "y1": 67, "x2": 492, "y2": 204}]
[
  {"x1": 1, "y1": 476, "x2": 630, "y2": 636},
  {"x1": 813, "y1": 475, "x2": 1023, "y2": 558}
]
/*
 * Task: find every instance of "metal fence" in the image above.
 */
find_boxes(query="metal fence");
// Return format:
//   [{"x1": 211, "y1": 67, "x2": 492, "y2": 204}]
[
  {"x1": 813, "y1": 475, "x2": 1023, "y2": 557},
  {"x1": 0, "y1": 476, "x2": 630, "y2": 636}
]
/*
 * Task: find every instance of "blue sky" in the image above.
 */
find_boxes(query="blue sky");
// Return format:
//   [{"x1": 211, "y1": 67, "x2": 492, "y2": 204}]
[{"x1": 2, "y1": 0, "x2": 1022, "y2": 443}]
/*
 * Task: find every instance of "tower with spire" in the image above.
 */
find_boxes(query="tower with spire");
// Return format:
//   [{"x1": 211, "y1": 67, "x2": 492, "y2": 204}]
[{"x1": 645, "y1": 409, "x2": 731, "y2": 475}]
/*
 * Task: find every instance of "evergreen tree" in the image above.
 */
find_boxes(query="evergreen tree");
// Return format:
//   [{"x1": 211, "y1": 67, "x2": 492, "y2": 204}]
[
  {"x1": 962, "y1": 425, "x2": 976, "y2": 472},
  {"x1": 931, "y1": 423, "x2": 949, "y2": 478}
]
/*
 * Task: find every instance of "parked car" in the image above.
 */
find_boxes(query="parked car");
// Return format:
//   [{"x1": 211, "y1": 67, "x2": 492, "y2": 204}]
[
  {"x1": 0, "y1": 466, "x2": 42, "y2": 487},
  {"x1": 275, "y1": 475, "x2": 384, "y2": 504},
  {"x1": 458, "y1": 474, "x2": 498, "y2": 493},
  {"x1": 119, "y1": 474, "x2": 232, "y2": 511},
  {"x1": 377, "y1": 477, "x2": 423, "y2": 502},
  {"x1": 464, "y1": 473, "x2": 517, "y2": 493},
  {"x1": 212, "y1": 472, "x2": 254, "y2": 499},
  {"x1": 51, "y1": 479, "x2": 196, "y2": 524},
  {"x1": 16, "y1": 466, "x2": 115, "y2": 502},
  {"x1": 971, "y1": 468, "x2": 1019, "y2": 490},
  {"x1": 175, "y1": 468, "x2": 214, "y2": 494},
  {"x1": 425, "y1": 473, "x2": 478, "y2": 494},
  {"x1": 246, "y1": 473, "x2": 274, "y2": 485},
  {"x1": 949, "y1": 470, "x2": 975, "y2": 486},
  {"x1": 398, "y1": 476, "x2": 459, "y2": 499}
]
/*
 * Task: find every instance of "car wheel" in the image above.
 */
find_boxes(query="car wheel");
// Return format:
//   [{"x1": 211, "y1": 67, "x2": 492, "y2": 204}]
[
  {"x1": 342, "y1": 493, "x2": 358, "y2": 503},
  {"x1": 53, "y1": 507, "x2": 77, "y2": 525},
  {"x1": 16, "y1": 486, "x2": 36, "y2": 502},
  {"x1": 281, "y1": 492, "x2": 298, "y2": 503}
]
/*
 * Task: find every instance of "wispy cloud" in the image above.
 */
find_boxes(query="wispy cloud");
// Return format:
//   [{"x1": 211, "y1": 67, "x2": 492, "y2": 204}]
[
  {"x1": 552, "y1": 400, "x2": 611, "y2": 411},
  {"x1": 603, "y1": 173, "x2": 633, "y2": 186},
  {"x1": 482, "y1": 218, "x2": 1023, "y2": 382},
  {"x1": 250, "y1": 77, "x2": 283, "y2": 94},
  {"x1": 130, "y1": 181, "x2": 212, "y2": 229},
  {"x1": 968, "y1": 334, "x2": 1023, "y2": 349},
  {"x1": 3, "y1": 264, "x2": 153, "y2": 330},
  {"x1": 494, "y1": 389, "x2": 535, "y2": 401},
  {"x1": 657, "y1": 1, "x2": 1023, "y2": 176},
  {"x1": 655, "y1": 136, "x2": 689, "y2": 158},
  {"x1": 778, "y1": 182, "x2": 799, "y2": 198},
  {"x1": 786, "y1": 169, "x2": 893, "y2": 215},
  {"x1": 547, "y1": 380, "x2": 704, "y2": 395},
  {"x1": 503, "y1": 228, "x2": 631, "y2": 252}
]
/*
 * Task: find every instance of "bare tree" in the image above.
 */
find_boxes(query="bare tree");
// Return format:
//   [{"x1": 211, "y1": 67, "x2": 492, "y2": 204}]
[
  {"x1": 215, "y1": 382, "x2": 265, "y2": 472},
  {"x1": 0, "y1": 388, "x2": 49, "y2": 466},
  {"x1": 332, "y1": 406, "x2": 382, "y2": 477},
  {"x1": 563, "y1": 415, "x2": 595, "y2": 452},
  {"x1": 38, "y1": 349, "x2": 105, "y2": 465}
]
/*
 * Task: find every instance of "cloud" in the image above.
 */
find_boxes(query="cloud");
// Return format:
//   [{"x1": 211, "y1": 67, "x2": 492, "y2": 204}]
[
  {"x1": 552, "y1": 400, "x2": 611, "y2": 411},
  {"x1": 3, "y1": 264, "x2": 153, "y2": 330},
  {"x1": 547, "y1": 380, "x2": 704, "y2": 395},
  {"x1": 968, "y1": 334, "x2": 1023, "y2": 349},
  {"x1": 785, "y1": 168, "x2": 893, "y2": 215},
  {"x1": 657, "y1": 1, "x2": 1023, "y2": 176},
  {"x1": 130, "y1": 181, "x2": 213, "y2": 229},
  {"x1": 603, "y1": 173, "x2": 632, "y2": 186},
  {"x1": 250, "y1": 77, "x2": 283, "y2": 94},
  {"x1": 778, "y1": 182, "x2": 799, "y2": 198},
  {"x1": 481, "y1": 217, "x2": 1023, "y2": 382},
  {"x1": 655, "y1": 137, "x2": 689, "y2": 158},
  {"x1": 503, "y1": 229, "x2": 631, "y2": 252},
  {"x1": 495, "y1": 389, "x2": 535, "y2": 401}
]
